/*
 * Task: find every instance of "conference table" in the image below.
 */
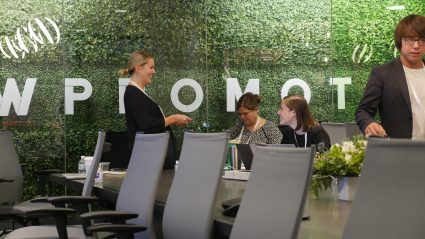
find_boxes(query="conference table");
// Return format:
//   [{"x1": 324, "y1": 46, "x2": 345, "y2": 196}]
[{"x1": 50, "y1": 170, "x2": 351, "y2": 238}]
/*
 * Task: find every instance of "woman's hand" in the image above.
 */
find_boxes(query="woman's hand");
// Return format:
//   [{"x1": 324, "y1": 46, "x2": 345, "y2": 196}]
[
  {"x1": 174, "y1": 114, "x2": 192, "y2": 125},
  {"x1": 165, "y1": 114, "x2": 192, "y2": 126}
]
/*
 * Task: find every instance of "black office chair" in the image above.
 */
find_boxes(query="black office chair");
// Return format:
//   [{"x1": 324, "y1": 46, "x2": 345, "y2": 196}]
[{"x1": 101, "y1": 130, "x2": 131, "y2": 169}]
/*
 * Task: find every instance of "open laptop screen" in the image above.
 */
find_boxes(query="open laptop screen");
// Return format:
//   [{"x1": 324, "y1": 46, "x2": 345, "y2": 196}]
[{"x1": 235, "y1": 144, "x2": 295, "y2": 170}]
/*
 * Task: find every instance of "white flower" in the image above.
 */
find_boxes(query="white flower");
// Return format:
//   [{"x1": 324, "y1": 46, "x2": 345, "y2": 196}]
[
  {"x1": 345, "y1": 153, "x2": 352, "y2": 162},
  {"x1": 342, "y1": 141, "x2": 355, "y2": 153}
]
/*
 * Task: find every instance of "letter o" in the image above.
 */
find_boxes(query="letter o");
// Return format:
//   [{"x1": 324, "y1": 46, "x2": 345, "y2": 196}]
[
  {"x1": 170, "y1": 78, "x2": 203, "y2": 112},
  {"x1": 280, "y1": 78, "x2": 311, "y2": 103}
]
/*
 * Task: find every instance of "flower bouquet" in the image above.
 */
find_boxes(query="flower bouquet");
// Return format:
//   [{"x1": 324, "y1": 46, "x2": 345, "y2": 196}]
[{"x1": 311, "y1": 135, "x2": 367, "y2": 198}]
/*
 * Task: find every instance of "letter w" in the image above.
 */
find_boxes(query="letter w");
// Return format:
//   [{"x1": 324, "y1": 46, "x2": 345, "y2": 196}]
[{"x1": 0, "y1": 78, "x2": 36, "y2": 116}]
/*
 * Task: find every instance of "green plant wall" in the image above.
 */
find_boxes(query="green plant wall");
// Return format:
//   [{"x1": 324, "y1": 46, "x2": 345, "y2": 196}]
[{"x1": 0, "y1": 0, "x2": 423, "y2": 199}]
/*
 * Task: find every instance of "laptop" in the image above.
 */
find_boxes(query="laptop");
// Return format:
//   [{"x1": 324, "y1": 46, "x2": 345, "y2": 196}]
[
  {"x1": 235, "y1": 144, "x2": 254, "y2": 170},
  {"x1": 235, "y1": 144, "x2": 296, "y2": 170}
]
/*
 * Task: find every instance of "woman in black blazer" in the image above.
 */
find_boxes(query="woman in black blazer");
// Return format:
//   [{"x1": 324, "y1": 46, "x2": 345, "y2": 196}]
[{"x1": 119, "y1": 50, "x2": 192, "y2": 168}]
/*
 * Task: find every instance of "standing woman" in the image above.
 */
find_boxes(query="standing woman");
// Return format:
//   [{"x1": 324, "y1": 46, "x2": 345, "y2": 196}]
[
  {"x1": 277, "y1": 95, "x2": 330, "y2": 151},
  {"x1": 228, "y1": 92, "x2": 282, "y2": 144},
  {"x1": 120, "y1": 50, "x2": 192, "y2": 169}
]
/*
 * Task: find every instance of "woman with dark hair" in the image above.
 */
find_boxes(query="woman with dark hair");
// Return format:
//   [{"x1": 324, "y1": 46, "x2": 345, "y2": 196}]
[
  {"x1": 228, "y1": 92, "x2": 282, "y2": 144},
  {"x1": 278, "y1": 95, "x2": 330, "y2": 151}
]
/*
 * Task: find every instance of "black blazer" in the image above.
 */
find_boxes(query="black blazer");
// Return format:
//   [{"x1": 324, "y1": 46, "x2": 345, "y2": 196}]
[
  {"x1": 124, "y1": 85, "x2": 176, "y2": 168},
  {"x1": 355, "y1": 58, "x2": 423, "y2": 138},
  {"x1": 279, "y1": 125, "x2": 331, "y2": 152}
]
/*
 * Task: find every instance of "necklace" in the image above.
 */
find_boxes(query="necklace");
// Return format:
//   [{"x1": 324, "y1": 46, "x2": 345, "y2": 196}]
[
  {"x1": 237, "y1": 116, "x2": 260, "y2": 144},
  {"x1": 293, "y1": 130, "x2": 308, "y2": 148}
]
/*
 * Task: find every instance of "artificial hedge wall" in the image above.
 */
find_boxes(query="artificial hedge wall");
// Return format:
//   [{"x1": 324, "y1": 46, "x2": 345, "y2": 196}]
[{"x1": 0, "y1": 0, "x2": 423, "y2": 199}]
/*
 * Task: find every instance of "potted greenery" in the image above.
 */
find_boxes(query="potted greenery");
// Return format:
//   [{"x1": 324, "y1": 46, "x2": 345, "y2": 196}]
[{"x1": 311, "y1": 135, "x2": 367, "y2": 200}]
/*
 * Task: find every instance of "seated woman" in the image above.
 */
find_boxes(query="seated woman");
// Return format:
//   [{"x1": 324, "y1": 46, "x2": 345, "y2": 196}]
[
  {"x1": 228, "y1": 92, "x2": 282, "y2": 144},
  {"x1": 277, "y1": 95, "x2": 331, "y2": 151}
]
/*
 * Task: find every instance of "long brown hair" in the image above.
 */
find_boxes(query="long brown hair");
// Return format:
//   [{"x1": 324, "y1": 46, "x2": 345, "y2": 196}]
[{"x1": 282, "y1": 95, "x2": 318, "y2": 132}]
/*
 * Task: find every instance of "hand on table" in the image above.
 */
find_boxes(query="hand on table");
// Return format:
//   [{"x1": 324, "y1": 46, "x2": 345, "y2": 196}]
[{"x1": 365, "y1": 122, "x2": 387, "y2": 138}]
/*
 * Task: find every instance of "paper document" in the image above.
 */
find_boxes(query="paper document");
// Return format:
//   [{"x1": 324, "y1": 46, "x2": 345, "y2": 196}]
[
  {"x1": 61, "y1": 173, "x2": 86, "y2": 179},
  {"x1": 103, "y1": 170, "x2": 127, "y2": 175}
]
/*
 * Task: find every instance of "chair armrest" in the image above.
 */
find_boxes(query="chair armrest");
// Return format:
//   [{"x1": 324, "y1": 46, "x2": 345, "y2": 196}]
[
  {"x1": 30, "y1": 196, "x2": 49, "y2": 203},
  {"x1": 33, "y1": 169, "x2": 63, "y2": 175},
  {"x1": 0, "y1": 206, "x2": 24, "y2": 216},
  {"x1": 26, "y1": 208, "x2": 76, "y2": 239},
  {"x1": 24, "y1": 207, "x2": 76, "y2": 215},
  {"x1": 0, "y1": 178, "x2": 13, "y2": 183},
  {"x1": 47, "y1": 195, "x2": 99, "y2": 207},
  {"x1": 80, "y1": 210, "x2": 138, "y2": 222},
  {"x1": 87, "y1": 223, "x2": 146, "y2": 235},
  {"x1": 80, "y1": 211, "x2": 139, "y2": 236}
]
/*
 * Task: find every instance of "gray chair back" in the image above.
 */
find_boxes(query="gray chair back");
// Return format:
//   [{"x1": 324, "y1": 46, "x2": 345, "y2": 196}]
[
  {"x1": 321, "y1": 122, "x2": 347, "y2": 145},
  {"x1": 230, "y1": 145, "x2": 315, "y2": 239},
  {"x1": 162, "y1": 132, "x2": 228, "y2": 239},
  {"x1": 82, "y1": 130, "x2": 106, "y2": 197},
  {"x1": 116, "y1": 132, "x2": 170, "y2": 239},
  {"x1": 0, "y1": 131, "x2": 23, "y2": 203},
  {"x1": 345, "y1": 122, "x2": 363, "y2": 139},
  {"x1": 342, "y1": 138, "x2": 425, "y2": 239}
]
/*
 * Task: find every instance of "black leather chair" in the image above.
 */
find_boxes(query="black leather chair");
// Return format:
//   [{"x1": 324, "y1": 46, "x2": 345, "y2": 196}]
[{"x1": 101, "y1": 131, "x2": 131, "y2": 169}]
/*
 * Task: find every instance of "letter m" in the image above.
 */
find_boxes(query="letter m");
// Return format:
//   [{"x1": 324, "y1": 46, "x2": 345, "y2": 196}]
[{"x1": 0, "y1": 78, "x2": 36, "y2": 116}]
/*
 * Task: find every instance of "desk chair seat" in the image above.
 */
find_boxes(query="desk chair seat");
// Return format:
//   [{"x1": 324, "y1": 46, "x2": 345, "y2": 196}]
[{"x1": 4, "y1": 225, "x2": 85, "y2": 239}]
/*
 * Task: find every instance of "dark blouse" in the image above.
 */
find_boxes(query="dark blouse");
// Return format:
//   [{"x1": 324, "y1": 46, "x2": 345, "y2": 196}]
[
  {"x1": 279, "y1": 125, "x2": 331, "y2": 152},
  {"x1": 124, "y1": 85, "x2": 176, "y2": 169}
]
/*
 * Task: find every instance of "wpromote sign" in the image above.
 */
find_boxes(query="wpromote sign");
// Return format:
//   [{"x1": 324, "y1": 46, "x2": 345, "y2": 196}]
[{"x1": 0, "y1": 76, "x2": 352, "y2": 117}]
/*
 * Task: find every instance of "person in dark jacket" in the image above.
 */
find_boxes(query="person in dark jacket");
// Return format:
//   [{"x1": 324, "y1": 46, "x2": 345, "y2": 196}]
[
  {"x1": 119, "y1": 50, "x2": 192, "y2": 168},
  {"x1": 355, "y1": 14, "x2": 425, "y2": 139}
]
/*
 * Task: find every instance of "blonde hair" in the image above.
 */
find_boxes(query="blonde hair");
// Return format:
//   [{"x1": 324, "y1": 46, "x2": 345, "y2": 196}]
[{"x1": 118, "y1": 50, "x2": 153, "y2": 77}]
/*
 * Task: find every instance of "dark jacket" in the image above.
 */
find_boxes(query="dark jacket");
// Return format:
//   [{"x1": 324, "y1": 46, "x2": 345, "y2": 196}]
[
  {"x1": 355, "y1": 58, "x2": 423, "y2": 138},
  {"x1": 124, "y1": 85, "x2": 176, "y2": 169},
  {"x1": 279, "y1": 125, "x2": 331, "y2": 152}
]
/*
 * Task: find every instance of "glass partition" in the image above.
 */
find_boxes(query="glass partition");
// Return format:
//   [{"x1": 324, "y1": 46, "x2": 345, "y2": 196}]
[{"x1": 0, "y1": 0, "x2": 423, "y2": 198}]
